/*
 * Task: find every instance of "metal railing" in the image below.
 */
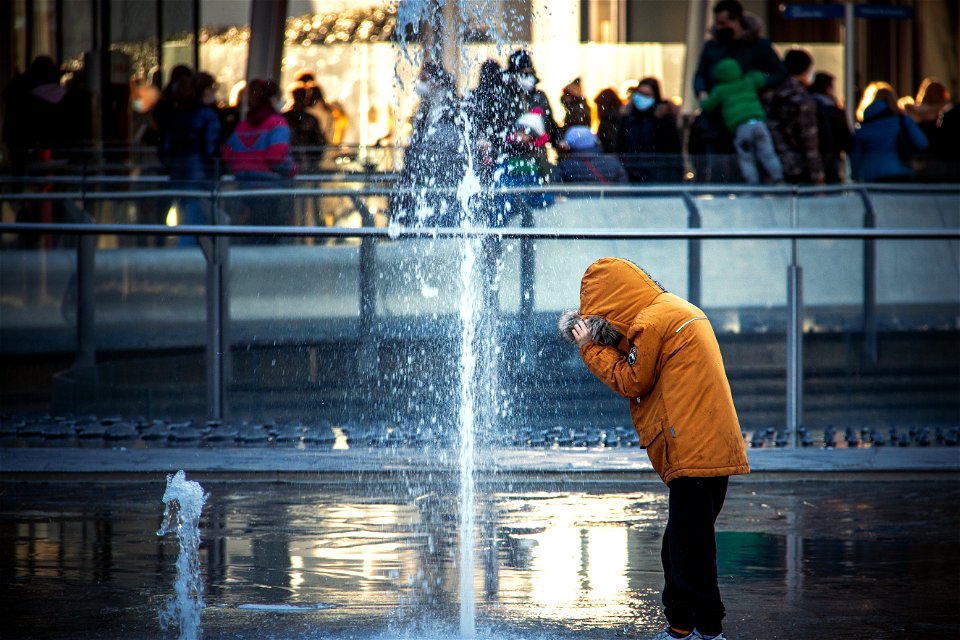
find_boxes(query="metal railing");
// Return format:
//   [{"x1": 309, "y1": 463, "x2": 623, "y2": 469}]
[{"x1": 2, "y1": 182, "x2": 959, "y2": 445}]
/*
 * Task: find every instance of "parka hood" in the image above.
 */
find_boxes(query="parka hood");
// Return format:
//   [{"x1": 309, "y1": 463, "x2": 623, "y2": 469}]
[
  {"x1": 579, "y1": 257, "x2": 666, "y2": 336},
  {"x1": 863, "y1": 99, "x2": 895, "y2": 122},
  {"x1": 713, "y1": 58, "x2": 743, "y2": 85}
]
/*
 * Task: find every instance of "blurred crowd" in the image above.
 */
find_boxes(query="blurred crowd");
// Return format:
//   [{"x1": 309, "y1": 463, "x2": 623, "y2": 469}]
[{"x1": 2, "y1": 0, "x2": 958, "y2": 230}]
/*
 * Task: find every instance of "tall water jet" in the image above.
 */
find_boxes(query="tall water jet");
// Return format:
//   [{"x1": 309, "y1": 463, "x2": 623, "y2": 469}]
[
  {"x1": 157, "y1": 470, "x2": 208, "y2": 640},
  {"x1": 393, "y1": 2, "x2": 512, "y2": 636}
]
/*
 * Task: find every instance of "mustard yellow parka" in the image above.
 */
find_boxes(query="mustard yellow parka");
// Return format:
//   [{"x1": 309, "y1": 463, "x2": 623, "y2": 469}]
[{"x1": 577, "y1": 257, "x2": 749, "y2": 484}]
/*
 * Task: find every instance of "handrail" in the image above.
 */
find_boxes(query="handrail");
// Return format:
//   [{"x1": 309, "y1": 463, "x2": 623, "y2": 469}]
[
  {"x1": 2, "y1": 182, "x2": 957, "y2": 203},
  {"x1": 2, "y1": 222, "x2": 956, "y2": 240},
  {"x1": 2, "y1": 178, "x2": 957, "y2": 194},
  {"x1": 3, "y1": 188, "x2": 957, "y2": 431}
]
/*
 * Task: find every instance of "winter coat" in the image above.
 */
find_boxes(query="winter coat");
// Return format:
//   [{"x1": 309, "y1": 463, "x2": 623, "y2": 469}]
[
  {"x1": 558, "y1": 150, "x2": 627, "y2": 184},
  {"x1": 765, "y1": 77, "x2": 824, "y2": 184},
  {"x1": 161, "y1": 104, "x2": 221, "y2": 181},
  {"x1": 616, "y1": 103, "x2": 683, "y2": 183},
  {"x1": 699, "y1": 58, "x2": 767, "y2": 133},
  {"x1": 575, "y1": 257, "x2": 749, "y2": 484},
  {"x1": 393, "y1": 94, "x2": 467, "y2": 226},
  {"x1": 851, "y1": 101, "x2": 929, "y2": 182},
  {"x1": 693, "y1": 14, "x2": 786, "y2": 96},
  {"x1": 505, "y1": 84, "x2": 563, "y2": 148},
  {"x1": 596, "y1": 116, "x2": 620, "y2": 154},
  {"x1": 284, "y1": 106, "x2": 326, "y2": 148},
  {"x1": 811, "y1": 92, "x2": 852, "y2": 184},
  {"x1": 222, "y1": 113, "x2": 295, "y2": 181}
]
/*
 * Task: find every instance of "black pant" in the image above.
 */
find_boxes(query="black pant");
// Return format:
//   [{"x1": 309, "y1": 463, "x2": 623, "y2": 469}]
[{"x1": 661, "y1": 475, "x2": 729, "y2": 636}]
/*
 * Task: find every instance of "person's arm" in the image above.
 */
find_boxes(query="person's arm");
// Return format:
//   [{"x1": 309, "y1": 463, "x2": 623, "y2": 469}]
[
  {"x1": 577, "y1": 314, "x2": 662, "y2": 399},
  {"x1": 850, "y1": 131, "x2": 863, "y2": 181},
  {"x1": 903, "y1": 115, "x2": 930, "y2": 151},
  {"x1": 798, "y1": 99, "x2": 825, "y2": 184},
  {"x1": 693, "y1": 46, "x2": 714, "y2": 97},
  {"x1": 699, "y1": 88, "x2": 721, "y2": 113},
  {"x1": 655, "y1": 111, "x2": 682, "y2": 153},
  {"x1": 203, "y1": 110, "x2": 221, "y2": 158},
  {"x1": 264, "y1": 121, "x2": 295, "y2": 176},
  {"x1": 757, "y1": 39, "x2": 788, "y2": 89}
]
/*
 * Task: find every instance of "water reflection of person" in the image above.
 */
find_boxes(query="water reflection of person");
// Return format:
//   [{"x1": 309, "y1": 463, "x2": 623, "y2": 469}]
[{"x1": 559, "y1": 258, "x2": 749, "y2": 640}]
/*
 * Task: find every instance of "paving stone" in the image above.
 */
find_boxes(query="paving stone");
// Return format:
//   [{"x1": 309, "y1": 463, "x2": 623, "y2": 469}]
[
  {"x1": 140, "y1": 424, "x2": 173, "y2": 441},
  {"x1": 76, "y1": 423, "x2": 106, "y2": 439},
  {"x1": 206, "y1": 424, "x2": 239, "y2": 442},
  {"x1": 41, "y1": 424, "x2": 74, "y2": 439},
  {"x1": 237, "y1": 425, "x2": 270, "y2": 443},
  {"x1": 104, "y1": 423, "x2": 138, "y2": 440}
]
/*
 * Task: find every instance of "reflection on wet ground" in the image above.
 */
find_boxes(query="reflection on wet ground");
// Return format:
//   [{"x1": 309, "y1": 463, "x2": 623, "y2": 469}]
[{"x1": 1, "y1": 479, "x2": 957, "y2": 639}]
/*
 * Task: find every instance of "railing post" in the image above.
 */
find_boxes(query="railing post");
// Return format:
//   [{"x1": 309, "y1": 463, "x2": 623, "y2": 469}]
[
  {"x1": 75, "y1": 229, "x2": 96, "y2": 369},
  {"x1": 682, "y1": 192, "x2": 702, "y2": 306},
  {"x1": 353, "y1": 196, "x2": 378, "y2": 377},
  {"x1": 519, "y1": 199, "x2": 534, "y2": 320},
  {"x1": 859, "y1": 189, "x2": 878, "y2": 364},
  {"x1": 204, "y1": 234, "x2": 227, "y2": 421},
  {"x1": 786, "y1": 188, "x2": 803, "y2": 446},
  {"x1": 202, "y1": 181, "x2": 229, "y2": 421}
]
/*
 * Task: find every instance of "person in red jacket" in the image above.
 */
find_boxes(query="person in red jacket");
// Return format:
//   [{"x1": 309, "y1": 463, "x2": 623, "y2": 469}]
[
  {"x1": 222, "y1": 79, "x2": 296, "y2": 240},
  {"x1": 559, "y1": 257, "x2": 749, "y2": 640}
]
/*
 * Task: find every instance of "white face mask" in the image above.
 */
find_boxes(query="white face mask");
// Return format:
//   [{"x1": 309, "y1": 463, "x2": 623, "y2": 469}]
[
  {"x1": 517, "y1": 74, "x2": 536, "y2": 92},
  {"x1": 414, "y1": 80, "x2": 431, "y2": 97}
]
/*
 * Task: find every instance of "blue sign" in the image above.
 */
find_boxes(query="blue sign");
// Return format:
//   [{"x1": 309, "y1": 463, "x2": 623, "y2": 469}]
[
  {"x1": 781, "y1": 4, "x2": 914, "y2": 20},
  {"x1": 781, "y1": 4, "x2": 844, "y2": 20},
  {"x1": 854, "y1": 5, "x2": 913, "y2": 20}
]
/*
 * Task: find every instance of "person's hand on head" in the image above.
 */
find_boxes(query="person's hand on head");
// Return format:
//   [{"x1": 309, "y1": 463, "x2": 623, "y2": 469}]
[{"x1": 571, "y1": 319, "x2": 592, "y2": 347}]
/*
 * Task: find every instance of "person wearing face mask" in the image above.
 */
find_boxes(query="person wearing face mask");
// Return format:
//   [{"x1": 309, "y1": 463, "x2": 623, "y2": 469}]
[
  {"x1": 763, "y1": 48, "x2": 825, "y2": 185},
  {"x1": 391, "y1": 61, "x2": 467, "y2": 227},
  {"x1": 505, "y1": 49, "x2": 563, "y2": 149},
  {"x1": 160, "y1": 72, "x2": 222, "y2": 246},
  {"x1": 222, "y1": 78, "x2": 297, "y2": 242},
  {"x1": 690, "y1": 0, "x2": 786, "y2": 181},
  {"x1": 616, "y1": 78, "x2": 683, "y2": 183}
]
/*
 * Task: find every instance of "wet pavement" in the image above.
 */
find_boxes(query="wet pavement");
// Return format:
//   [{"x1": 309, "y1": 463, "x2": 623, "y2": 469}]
[{"x1": 1, "y1": 478, "x2": 957, "y2": 639}]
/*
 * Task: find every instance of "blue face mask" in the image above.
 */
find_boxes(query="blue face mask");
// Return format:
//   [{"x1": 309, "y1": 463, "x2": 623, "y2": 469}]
[{"x1": 632, "y1": 93, "x2": 655, "y2": 111}]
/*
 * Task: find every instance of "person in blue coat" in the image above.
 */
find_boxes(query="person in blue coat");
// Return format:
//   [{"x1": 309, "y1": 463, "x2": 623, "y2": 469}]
[
  {"x1": 851, "y1": 82, "x2": 928, "y2": 183},
  {"x1": 558, "y1": 125, "x2": 627, "y2": 184},
  {"x1": 161, "y1": 72, "x2": 221, "y2": 245}
]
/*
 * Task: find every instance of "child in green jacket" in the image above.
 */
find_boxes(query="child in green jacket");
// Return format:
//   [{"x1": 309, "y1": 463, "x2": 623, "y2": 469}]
[{"x1": 700, "y1": 58, "x2": 783, "y2": 184}]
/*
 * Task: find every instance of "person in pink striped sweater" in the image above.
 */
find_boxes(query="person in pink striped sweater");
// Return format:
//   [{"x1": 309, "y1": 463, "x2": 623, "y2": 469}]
[{"x1": 222, "y1": 79, "x2": 296, "y2": 240}]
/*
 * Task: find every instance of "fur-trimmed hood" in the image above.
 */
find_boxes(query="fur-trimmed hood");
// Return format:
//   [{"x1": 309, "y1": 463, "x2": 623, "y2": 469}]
[
  {"x1": 557, "y1": 310, "x2": 621, "y2": 346},
  {"x1": 578, "y1": 258, "x2": 666, "y2": 336}
]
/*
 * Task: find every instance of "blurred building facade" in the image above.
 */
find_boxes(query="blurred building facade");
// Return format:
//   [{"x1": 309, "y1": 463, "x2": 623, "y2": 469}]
[{"x1": 0, "y1": 0, "x2": 957, "y2": 152}]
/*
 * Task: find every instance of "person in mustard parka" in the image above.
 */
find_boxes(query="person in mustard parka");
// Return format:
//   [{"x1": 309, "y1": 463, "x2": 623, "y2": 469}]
[{"x1": 559, "y1": 257, "x2": 748, "y2": 640}]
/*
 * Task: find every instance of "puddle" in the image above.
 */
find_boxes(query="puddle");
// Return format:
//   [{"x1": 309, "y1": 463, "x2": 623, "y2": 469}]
[{"x1": 1, "y1": 480, "x2": 957, "y2": 638}]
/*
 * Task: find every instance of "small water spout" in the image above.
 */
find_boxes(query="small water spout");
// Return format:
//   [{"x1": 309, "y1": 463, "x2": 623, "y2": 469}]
[{"x1": 157, "y1": 470, "x2": 208, "y2": 640}]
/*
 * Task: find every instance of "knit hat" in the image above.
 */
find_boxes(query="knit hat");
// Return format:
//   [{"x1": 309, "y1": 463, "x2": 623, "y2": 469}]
[
  {"x1": 516, "y1": 108, "x2": 546, "y2": 137},
  {"x1": 513, "y1": 107, "x2": 549, "y2": 147},
  {"x1": 564, "y1": 125, "x2": 598, "y2": 151},
  {"x1": 507, "y1": 49, "x2": 534, "y2": 73}
]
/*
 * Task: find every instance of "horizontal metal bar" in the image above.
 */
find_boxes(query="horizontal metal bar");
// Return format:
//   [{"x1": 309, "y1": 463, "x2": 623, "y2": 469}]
[
  {"x1": 3, "y1": 183, "x2": 958, "y2": 202},
  {"x1": 2, "y1": 222, "x2": 957, "y2": 241},
  {"x1": 0, "y1": 172, "x2": 401, "y2": 185}
]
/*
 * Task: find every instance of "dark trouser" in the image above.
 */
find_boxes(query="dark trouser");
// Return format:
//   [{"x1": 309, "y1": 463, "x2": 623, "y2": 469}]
[{"x1": 662, "y1": 475, "x2": 729, "y2": 636}]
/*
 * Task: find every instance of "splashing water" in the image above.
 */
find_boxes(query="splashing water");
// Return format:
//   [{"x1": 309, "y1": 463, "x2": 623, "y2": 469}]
[
  {"x1": 157, "y1": 470, "x2": 208, "y2": 640},
  {"x1": 393, "y1": 2, "x2": 513, "y2": 637}
]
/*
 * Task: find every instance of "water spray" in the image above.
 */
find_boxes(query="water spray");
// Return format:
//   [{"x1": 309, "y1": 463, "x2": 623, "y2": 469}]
[{"x1": 157, "y1": 470, "x2": 208, "y2": 640}]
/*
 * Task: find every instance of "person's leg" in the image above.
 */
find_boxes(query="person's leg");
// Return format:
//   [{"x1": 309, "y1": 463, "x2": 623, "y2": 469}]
[
  {"x1": 733, "y1": 123, "x2": 760, "y2": 185},
  {"x1": 662, "y1": 476, "x2": 729, "y2": 637},
  {"x1": 755, "y1": 123, "x2": 784, "y2": 183}
]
